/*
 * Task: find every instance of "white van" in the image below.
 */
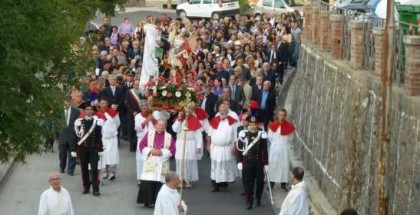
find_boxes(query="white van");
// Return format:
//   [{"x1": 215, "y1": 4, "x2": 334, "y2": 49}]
[
  {"x1": 176, "y1": 0, "x2": 240, "y2": 20},
  {"x1": 254, "y1": 0, "x2": 294, "y2": 18}
]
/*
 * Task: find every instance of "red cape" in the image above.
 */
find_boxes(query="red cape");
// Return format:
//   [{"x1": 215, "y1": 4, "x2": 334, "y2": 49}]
[
  {"x1": 194, "y1": 108, "x2": 209, "y2": 120},
  {"x1": 183, "y1": 116, "x2": 202, "y2": 131},
  {"x1": 209, "y1": 116, "x2": 237, "y2": 129},
  {"x1": 268, "y1": 120, "x2": 296, "y2": 135},
  {"x1": 95, "y1": 109, "x2": 118, "y2": 120}
]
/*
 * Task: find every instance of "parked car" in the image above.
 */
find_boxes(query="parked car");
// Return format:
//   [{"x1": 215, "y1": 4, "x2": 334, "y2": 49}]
[
  {"x1": 176, "y1": 0, "x2": 240, "y2": 20},
  {"x1": 254, "y1": 0, "x2": 295, "y2": 18}
]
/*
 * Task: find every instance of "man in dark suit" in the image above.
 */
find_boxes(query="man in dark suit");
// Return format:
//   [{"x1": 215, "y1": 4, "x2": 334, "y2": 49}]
[
  {"x1": 255, "y1": 81, "x2": 276, "y2": 129},
  {"x1": 99, "y1": 74, "x2": 126, "y2": 138},
  {"x1": 216, "y1": 87, "x2": 240, "y2": 115},
  {"x1": 200, "y1": 85, "x2": 218, "y2": 120},
  {"x1": 125, "y1": 79, "x2": 142, "y2": 152},
  {"x1": 251, "y1": 76, "x2": 264, "y2": 102},
  {"x1": 99, "y1": 75, "x2": 125, "y2": 110},
  {"x1": 59, "y1": 96, "x2": 81, "y2": 176},
  {"x1": 266, "y1": 43, "x2": 278, "y2": 64},
  {"x1": 228, "y1": 75, "x2": 245, "y2": 113},
  {"x1": 262, "y1": 62, "x2": 277, "y2": 88}
]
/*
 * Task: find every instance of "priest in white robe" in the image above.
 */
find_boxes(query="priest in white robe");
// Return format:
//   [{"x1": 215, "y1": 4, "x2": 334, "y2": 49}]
[
  {"x1": 173, "y1": 107, "x2": 203, "y2": 188},
  {"x1": 134, "y1": 100, "x2": 157, "y2": 183},
  {"x1": 136, "y1": 119, "x2": 176, "y2": 207},
  {"x1": 207, "y1": 104, "x2": 238, "y2": 192},
  {"x1": 96, "y1": 99, "x2": 120, "y2": 181},
  {"x1": 267, "y1": 109, "x2": 295, "y2": 191},
  {"x1": 154, "y1": 171, "x2": 188, "y2": 215},
  {"x1": 279, "y1": 167, "x2": 309, "y2": 215},
  {"x1": 38, "y1": 172, "x2": 74, "y2": 215}
]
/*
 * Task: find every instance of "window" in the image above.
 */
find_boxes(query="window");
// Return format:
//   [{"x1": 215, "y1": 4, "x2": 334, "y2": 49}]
[
  {"x1": 273, "y1": 0, "x2": 285, "y2": 8},
  {"x1": 189, "y1": 0, "x2": 201, "y2": 4},
  {"x1": 203, "y1": 0, "x2": 212, "y2": 4},
  {"x1": 262, "y1": 0, "x2": 272, "y2": 7}
]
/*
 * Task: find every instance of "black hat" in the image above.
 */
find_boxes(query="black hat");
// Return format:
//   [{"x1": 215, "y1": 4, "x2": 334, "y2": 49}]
[{"x1": 246, "y1": 115, "x2": 259, "y2": 124}]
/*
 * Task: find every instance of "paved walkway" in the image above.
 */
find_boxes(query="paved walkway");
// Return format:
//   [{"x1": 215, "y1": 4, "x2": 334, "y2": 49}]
[{"x1": 0, "y1": 140, "x2": 275, "y2": 215}]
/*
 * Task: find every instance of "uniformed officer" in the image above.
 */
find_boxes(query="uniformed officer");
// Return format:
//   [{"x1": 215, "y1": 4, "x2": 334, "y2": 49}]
[
  {"x1": 74, "y1": 105, "x2": 103, "y2": 196},
  {"x1": 237, "y1": 115, "x2": 268, "y2": 210}
]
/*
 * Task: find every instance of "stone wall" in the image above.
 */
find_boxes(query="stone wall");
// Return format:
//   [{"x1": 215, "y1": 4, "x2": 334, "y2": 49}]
[{"x1": 290, "y1": 43, "x2": 420, "y2": 214}]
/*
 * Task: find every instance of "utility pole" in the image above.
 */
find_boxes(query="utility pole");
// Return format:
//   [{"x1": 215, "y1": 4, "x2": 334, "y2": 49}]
[
  {"x1": 377, "y1": 0, "x2": 394, "y2": 214},
  {"x1": 167, "y1": 0, "x2": 172, "y2": 9}
]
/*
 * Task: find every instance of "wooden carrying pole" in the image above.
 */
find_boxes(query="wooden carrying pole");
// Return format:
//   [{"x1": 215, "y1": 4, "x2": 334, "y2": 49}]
[{"x1": 179, "y1": 118, "x2": 188, "y2": 204}]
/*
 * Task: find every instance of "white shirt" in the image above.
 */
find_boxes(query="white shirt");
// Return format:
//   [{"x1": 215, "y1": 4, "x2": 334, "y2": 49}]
[
  {"x1": 38, "y1": 187, "x2": 74, "y2": 215},
  {"x1": 154, "y1": 184, "x2": 187, "y2": 215},
  {"x1": 279, "y1": 181, "x2": 309, "y2": 215}
]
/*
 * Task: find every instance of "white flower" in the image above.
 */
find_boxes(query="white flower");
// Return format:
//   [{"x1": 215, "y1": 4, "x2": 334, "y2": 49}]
[
  {"x1": 175, "y1": 91, "x2": 182, "y2": 98},
  {"x1": 162, "y1": 90, "x2": 168, "y2": 96}
]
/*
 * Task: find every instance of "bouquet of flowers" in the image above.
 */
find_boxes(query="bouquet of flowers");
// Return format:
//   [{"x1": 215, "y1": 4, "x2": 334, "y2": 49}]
[{"x1": 142, "y1": 76, "x2": 199, "y2": 110}]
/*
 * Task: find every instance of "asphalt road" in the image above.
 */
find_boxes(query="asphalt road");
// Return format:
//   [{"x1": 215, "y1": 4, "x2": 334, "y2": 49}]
[
  {"x1": 92, "y1": 9, "x2": 177, "y2": 28},
  {"x1": 0, "y1": 137, "x2": 274, "y2": 215}
]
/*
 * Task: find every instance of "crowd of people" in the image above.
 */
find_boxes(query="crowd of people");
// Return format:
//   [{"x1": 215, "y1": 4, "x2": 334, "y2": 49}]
[{"x1": 37, "y1": 12, "x2": 317, "y2": 215}]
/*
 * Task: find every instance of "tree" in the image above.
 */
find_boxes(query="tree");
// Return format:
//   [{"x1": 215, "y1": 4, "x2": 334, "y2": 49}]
[
  {"x1": 239, "y1": 0, "x2": 251, "y2": 13},
  {"x1": 0, "y1": 0, "x2": 124, "y2": 163}
]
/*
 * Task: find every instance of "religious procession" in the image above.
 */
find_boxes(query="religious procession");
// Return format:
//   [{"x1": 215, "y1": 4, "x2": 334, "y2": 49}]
[{"x1": 41, "y1": 11, "x2": 310, "y2": 215}]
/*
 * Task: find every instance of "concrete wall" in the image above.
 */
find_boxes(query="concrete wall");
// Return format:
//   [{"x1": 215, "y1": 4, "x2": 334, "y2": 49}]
[{"x1": 290, "y1": 43, "x2": 420, "y2": 214}]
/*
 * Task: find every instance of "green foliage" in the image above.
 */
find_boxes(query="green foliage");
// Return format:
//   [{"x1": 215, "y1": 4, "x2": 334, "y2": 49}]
[
  {"x1": 239, "y1": 0, "x2": 251, "y2": 13},
  {"x1": 0, "y1": 0, "x2": 122, "y2": 163}
]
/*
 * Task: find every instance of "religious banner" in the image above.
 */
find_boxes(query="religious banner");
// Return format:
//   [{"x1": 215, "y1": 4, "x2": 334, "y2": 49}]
[{"x1": 140, "y1": 23, "x2": 159, "y2": 89}]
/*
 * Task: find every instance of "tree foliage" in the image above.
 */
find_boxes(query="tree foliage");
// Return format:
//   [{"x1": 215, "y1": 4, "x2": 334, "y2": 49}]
[
  {"x1": 239, "y1": 0, "x2": 251, "y2": 13},
  {"x1": 0, "y1": 0, "x2": 122, "y2": 163}
]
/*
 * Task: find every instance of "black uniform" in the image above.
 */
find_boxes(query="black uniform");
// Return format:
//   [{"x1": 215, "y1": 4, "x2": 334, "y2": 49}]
[
  {"x1": 237, "y1": 129, "x2": 268, "y2": 209},
  {"x1": 74, "y1": 117, "x2": 103, "y2": 195}
]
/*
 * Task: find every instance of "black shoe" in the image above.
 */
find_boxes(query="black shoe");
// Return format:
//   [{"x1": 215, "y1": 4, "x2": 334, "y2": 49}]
[
  {"x1": 281, "y1": 183, "x2": 289, "y2": 192},
  {"x1": 246, "y1": 204, "x2": 252, "y2": 210},
  {"x1": 93, "y1": 191, "x2": 100, "y2": 196},
  {"x1": 76, "y1": 160, "x2": 80, "y2": 165},
  {"x1": 82, "y1": 190, "x2": 90, "y2": 194},
  {"x1": 60, "y1": 169, "x2": 65, "y2": 174},
  {"x1": 240, "y1": 192, "x2": 245, "y2": 196},
  {"x1": 68, "y1": 172, "x2": 74, "y2": 176},
  {"x1": 209, "y1": 187, "x2": 220, "y2": 192}
]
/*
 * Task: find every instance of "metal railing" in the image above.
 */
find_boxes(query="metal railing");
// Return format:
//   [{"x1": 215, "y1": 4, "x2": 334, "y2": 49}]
[
  {"x1": 393, "y1": 20, "x2": 419, "y2": 84},
  {"x1": 312, "y1": 1, "x2": 386, "y2": 71},
  {"x1": 308, "y1": 1, "x2": 420, "y2": 86}
]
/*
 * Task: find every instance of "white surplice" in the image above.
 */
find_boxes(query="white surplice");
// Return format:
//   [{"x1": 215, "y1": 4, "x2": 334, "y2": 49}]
[
  {"x1": 268, "y1": 128, "x2": 294, "y2": 183},
  {"x1": 134, "y1": 113, "x2": 155, "y2": 180},
  {"x1": 208, "y1": 119, "x2": 238, "y2": 183},
  {"x1": 154, "y1": 184, "x2": 187, "y2": 215},
  {"x1": 279, "y1": 181, "x2": 309, "y2": 215},
  {"x1": 101, "y1": 113, "x2": 120, "y2": 165},
  {"x1": 38, "y1": 187, "x2": 74, "y2": 215},
  {"x1": 172, "y1": 120, "x2": 203, "y2": 182},
  {"x1": 141, "y1": 131, "x2": 173, "y2": 183}
]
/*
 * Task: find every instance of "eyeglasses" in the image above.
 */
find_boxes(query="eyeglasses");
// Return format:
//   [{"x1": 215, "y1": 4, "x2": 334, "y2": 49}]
[{"x1": 50, "y1": 178, "x2": 61, "y2": 181}]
